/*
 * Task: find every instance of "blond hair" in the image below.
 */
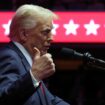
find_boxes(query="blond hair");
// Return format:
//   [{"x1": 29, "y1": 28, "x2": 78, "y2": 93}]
[{"x1": 9, "y1": 4, "x2": 58, "y2": 38}]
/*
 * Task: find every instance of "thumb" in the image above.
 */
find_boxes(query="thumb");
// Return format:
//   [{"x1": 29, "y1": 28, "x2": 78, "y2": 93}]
[{"x1": 33, "y1": 47, "x2": 41, "y2": 60}]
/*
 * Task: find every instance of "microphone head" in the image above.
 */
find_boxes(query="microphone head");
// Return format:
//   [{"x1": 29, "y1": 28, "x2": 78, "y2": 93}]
[
  {"x1": 61, "y1": 47, "x2": 83, "y2": 59},
  {"x1": 61, "y1": 48, "x2": 75, "y2": 59}
]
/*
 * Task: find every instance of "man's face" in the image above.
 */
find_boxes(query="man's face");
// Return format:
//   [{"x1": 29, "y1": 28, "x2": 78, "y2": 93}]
[{"x1": 23, "y1": 21, "x2": 53, "y2": 57}]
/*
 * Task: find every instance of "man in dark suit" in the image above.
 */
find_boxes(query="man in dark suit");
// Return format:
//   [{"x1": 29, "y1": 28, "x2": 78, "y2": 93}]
[{"x1": 0, "y1": 4, "x2": 70, "y2": 105}]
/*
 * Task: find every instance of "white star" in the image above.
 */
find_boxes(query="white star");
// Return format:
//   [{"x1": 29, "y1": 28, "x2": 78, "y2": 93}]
[
  {"x1": 63, "y1": 20, "x2": 80, "y2": 35},
  {"x1": 2, "y1": 20, "x2": 11, "y2": 36},
  {"x1": 52, "y1": 23, "x2": 59, "y2": 35},
  {"x1": 84, "y1": 20, "x2": 100, "y2": 36}
]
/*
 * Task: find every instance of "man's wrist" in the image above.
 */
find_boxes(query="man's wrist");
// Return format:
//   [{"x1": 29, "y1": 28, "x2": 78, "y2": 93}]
[{"x1": 29, "y1": 70, "x2": 40, "y2": 88}]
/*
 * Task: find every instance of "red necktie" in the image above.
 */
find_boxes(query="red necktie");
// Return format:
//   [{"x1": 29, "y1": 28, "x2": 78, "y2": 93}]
[{"x1": 40, "y1": 83, "x2": 45, "y2": 95}]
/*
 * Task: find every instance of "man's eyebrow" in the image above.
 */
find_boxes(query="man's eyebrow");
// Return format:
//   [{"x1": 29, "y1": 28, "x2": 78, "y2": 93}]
[{"x1": 43, "y1": 26, "x2": 53, "y2": 31}]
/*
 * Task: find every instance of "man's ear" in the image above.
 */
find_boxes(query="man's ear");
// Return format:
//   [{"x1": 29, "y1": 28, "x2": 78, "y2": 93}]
[{"x1": 19, "y1": 29, "x2": 28, "y2": 42}]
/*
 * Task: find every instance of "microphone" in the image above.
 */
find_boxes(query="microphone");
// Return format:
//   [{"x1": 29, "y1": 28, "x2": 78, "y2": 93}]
[{"x1": 61, "y1": 48, "x2": 105, "y2": 70}]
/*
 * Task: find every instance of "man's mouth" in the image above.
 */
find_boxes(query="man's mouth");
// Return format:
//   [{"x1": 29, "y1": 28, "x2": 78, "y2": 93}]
[{"x1": 44, "y1": 46, "x2": 50, "y2": 50}]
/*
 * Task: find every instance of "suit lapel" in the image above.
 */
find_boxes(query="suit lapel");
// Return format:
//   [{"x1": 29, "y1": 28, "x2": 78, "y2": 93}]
[
  {"x1": 7, "y1": 41, "x2": 31, "y2": 72},
  {"x1": 41, "y1": 82, "x2": 55, "y2": 105}
]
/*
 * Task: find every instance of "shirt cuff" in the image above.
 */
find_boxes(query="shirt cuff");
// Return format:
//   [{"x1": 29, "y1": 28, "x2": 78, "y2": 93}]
[{"x1": 29, "y1": 70, "x2": 40, "y2": 88}]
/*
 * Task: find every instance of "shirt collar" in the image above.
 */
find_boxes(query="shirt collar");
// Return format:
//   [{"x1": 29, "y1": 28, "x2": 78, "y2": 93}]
[{"x1": 13, "y1": 41, "x2": 32, "y2": 66}]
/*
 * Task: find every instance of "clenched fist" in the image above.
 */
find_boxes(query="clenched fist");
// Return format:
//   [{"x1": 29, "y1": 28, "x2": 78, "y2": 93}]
[{"x1": 31, "y1": 47, "x2": 55, "y2": 81}]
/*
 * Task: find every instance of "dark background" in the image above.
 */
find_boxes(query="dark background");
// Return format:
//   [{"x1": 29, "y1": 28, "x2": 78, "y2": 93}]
[{"x1": 48, "y1": 43, "x2": 105, "y2": 105}]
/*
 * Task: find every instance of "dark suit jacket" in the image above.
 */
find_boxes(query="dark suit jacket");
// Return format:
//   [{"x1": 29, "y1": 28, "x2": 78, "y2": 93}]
[{"x1": 0, "y1": 42, "x2": 70, "y2": 105}]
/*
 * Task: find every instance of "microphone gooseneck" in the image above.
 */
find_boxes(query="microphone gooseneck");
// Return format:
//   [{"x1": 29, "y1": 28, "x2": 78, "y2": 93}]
[{"x1": 61, "y1": 48, "x2": 105, "y2": 70}]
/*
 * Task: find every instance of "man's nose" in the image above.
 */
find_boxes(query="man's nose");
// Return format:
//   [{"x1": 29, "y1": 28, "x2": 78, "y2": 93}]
[{"x1": 47, "y1": 35, "x2": 53, "y2": 42}]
